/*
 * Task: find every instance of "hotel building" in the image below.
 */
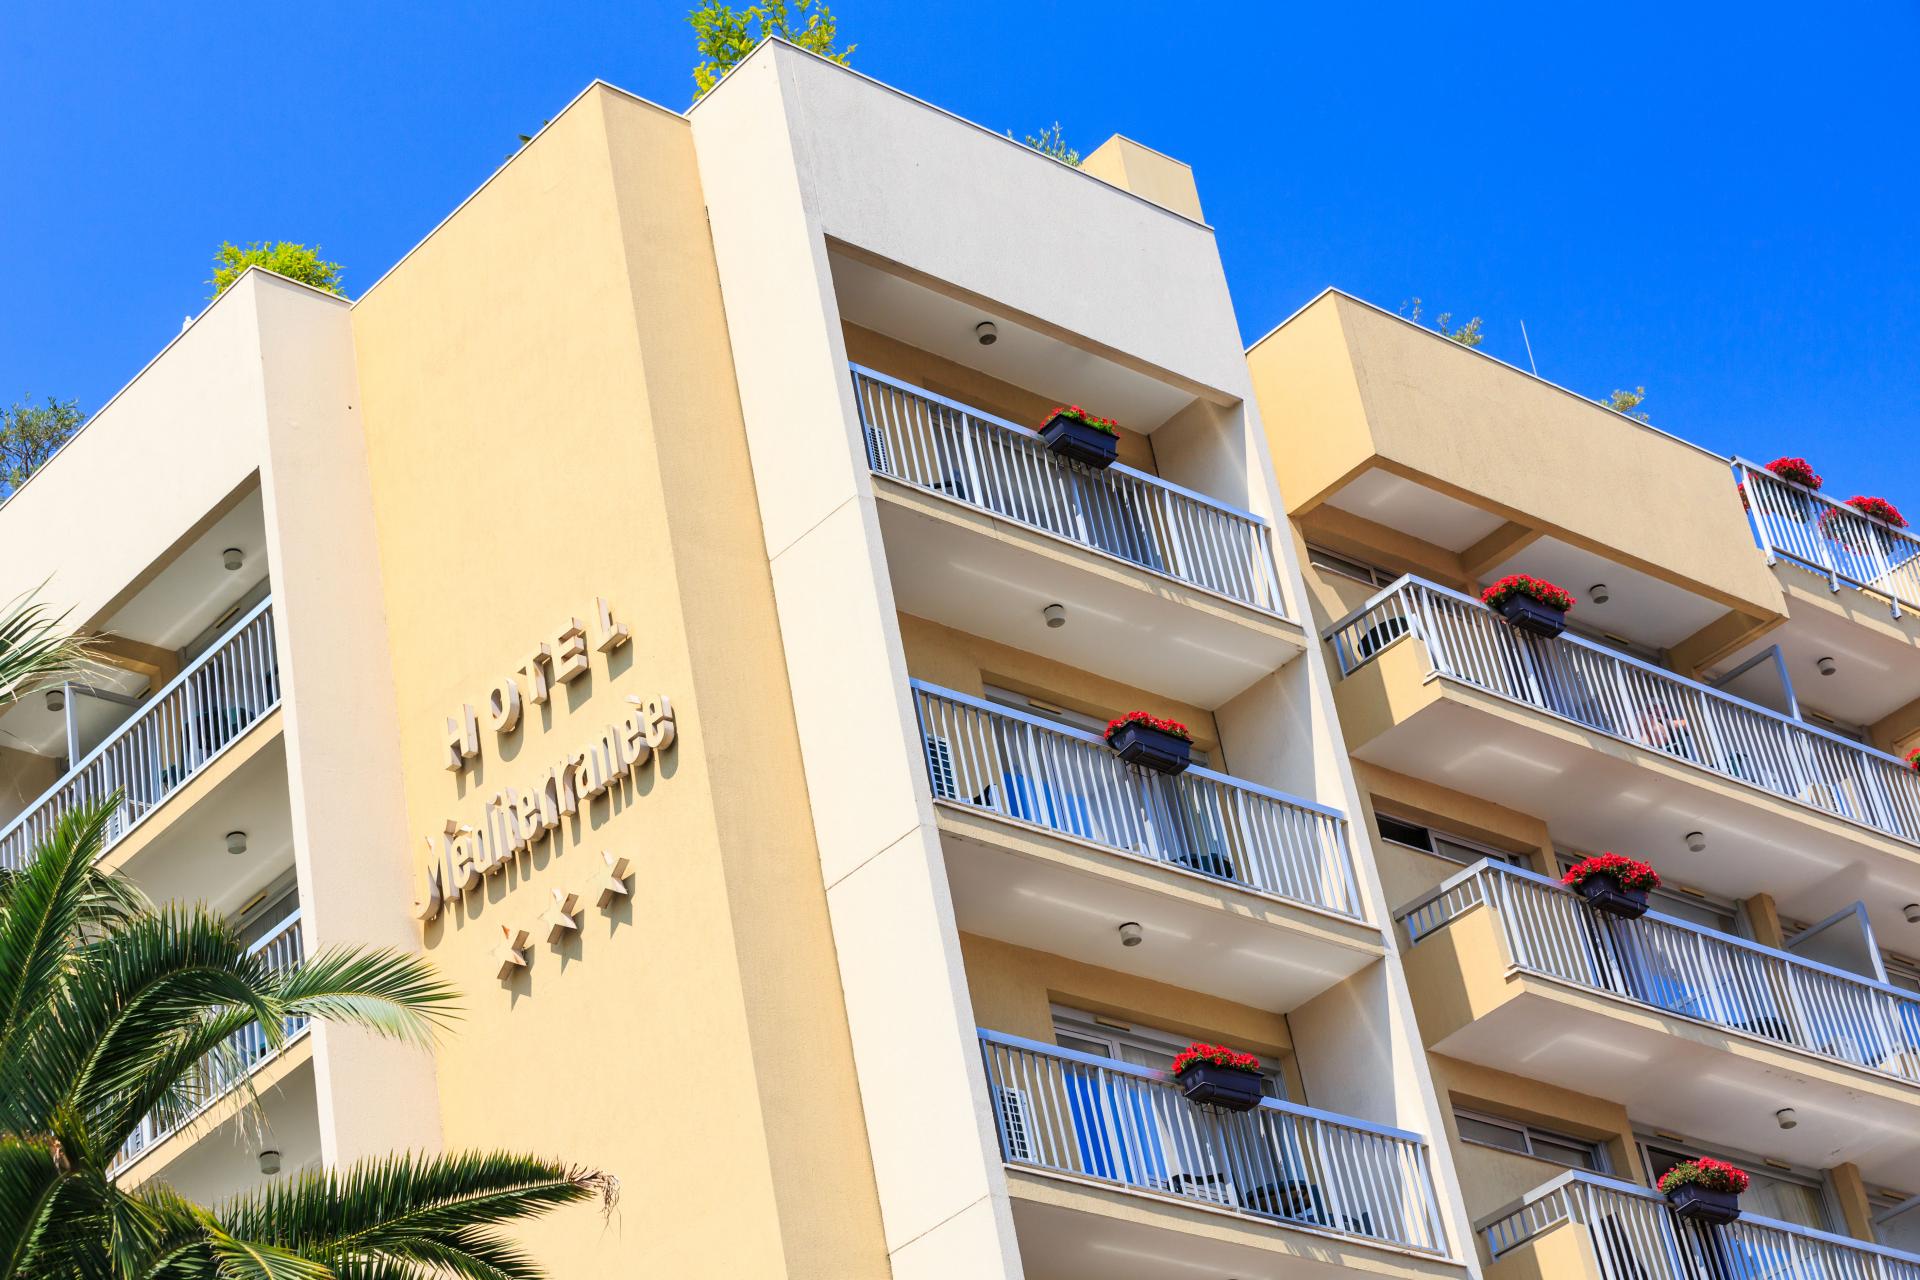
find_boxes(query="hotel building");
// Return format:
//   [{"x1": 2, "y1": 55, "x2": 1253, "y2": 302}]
[
  {"x1": 1251, "y1": 289, "x2": 1920, "y2": 1278},
  {"x1": 10, "y1": 36, "x2": 1915, "y2": 1280}
]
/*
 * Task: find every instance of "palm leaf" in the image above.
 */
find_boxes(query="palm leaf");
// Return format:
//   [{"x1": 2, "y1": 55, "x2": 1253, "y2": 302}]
[
  {"x1": 0, "y1": 588, "x2": 91, "y2": 705},
  {"x1": 275, "y1": 947, "x2": 458, "y2": 1048}
]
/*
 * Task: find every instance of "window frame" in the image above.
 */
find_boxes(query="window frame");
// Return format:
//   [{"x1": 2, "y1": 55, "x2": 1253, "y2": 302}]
[
  {"x1": 1377, "y1": 813, "x2": 1521, "y2": 869},
  {"x1": 1454, "y1": 1107, "x2": 1610, "y2": 1174}
]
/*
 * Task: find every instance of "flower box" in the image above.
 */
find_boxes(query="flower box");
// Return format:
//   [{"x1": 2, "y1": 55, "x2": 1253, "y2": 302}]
[
  {"x1": 1563, "y1": 854, "x2": 1660, "y2": 920},
  {"x1": 1038, "y1": 406, "x2": 1120, "y2": 469},
  {"x1": 1105, "y1": 712, "x2": 1192, "y2": 775},
  {"x1": 1172, "y1": 1043, "x2": 1263, "y2": 1112},
  {"x1": 1667, "y1": 1183, "x2": 1742, "y2": 1225},
  {"x1": 1480, "y1": 575, "x2": 1574, "y2": 638},
  {"x1": 1659, "y1": 1158, "x2": 1748, "y2": 1225}
]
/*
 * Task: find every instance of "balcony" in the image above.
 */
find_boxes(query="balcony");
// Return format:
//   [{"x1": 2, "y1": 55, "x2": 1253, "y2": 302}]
[
  {"x1": 1483, "y1": 1170, "x2": 1920, "y2": 1280},
  {"x1": 1327, "y1": 576, "x2": 1920, "y2": 936},
  {"x1": 855, "y1": 366, "x2": 1304, "y2": 706},
  {"x1": 1740, "y1": 460, "x2": 1920, "y2": 621},
  {"x1": 1401, "y1": 860, "x2": 1920, "y2": 1186},
  {"x1": 116, "y1": 908, "x2": 306, "y2": 1172},
  {"x1": 914, "y1": 681, "x2": 1381, "y2": 1009},
  {"x1": 980, "y1": 1030, "x2": 1454, "y2": 1271},
  {"x1": 0, "y1": 598, "x2": 279, "y2": 869}
]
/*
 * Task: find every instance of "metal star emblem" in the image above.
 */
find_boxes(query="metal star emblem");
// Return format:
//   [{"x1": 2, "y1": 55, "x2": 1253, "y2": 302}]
[
  {"x1": 595, "y1": 852, "x2": 632, "y2": 908},
  {"x1": 542, "y1": 889, "x2": 581, "y2": 943},
  {"x1": 492, "y1": 925, "x2": 531, "y2": 979}
]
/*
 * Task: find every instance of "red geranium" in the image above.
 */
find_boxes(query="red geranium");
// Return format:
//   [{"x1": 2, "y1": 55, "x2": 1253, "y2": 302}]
[
  {"x1": 1172, "y1": 1042, "x2": 1260, "y2": 1075},
  {"x1": 1105, "y1": 710, "x2": 1192, "y2": 742},
  {"x1": 1658, "y1": 1158, "x2": 1750, "y2": 1196},
  {"x1": 1846, "y1": 496, "x2": 1908, "y2": 529},
  {"x1": 1563, "y1": 853, "x2": 1661, "y2": 893},
  {"x1": 1765, "y1": 457, "x2": 1823, "y2": 490},
  {"x1": 1046, "y1": 405, "x2": 1121, "y2": 437},
  {"x1": 1906, "y1": 748, "x2": 1920, "y2": 774},
  {"x1": 1480, "y1": 574, "x2": 1576, "y2": 613}
]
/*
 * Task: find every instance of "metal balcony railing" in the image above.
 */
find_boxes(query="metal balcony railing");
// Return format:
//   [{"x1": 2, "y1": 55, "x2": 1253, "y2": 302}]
[
  {"x1": 116, "y1": 909, "x2": 306, "y2": 1169},
  {"x1": 979, "y1": 1030, "x2": 1449, "y2": 1255},
  {"x1": 850, "y1": 365, "x2": 1287, "y2": 616},
  {"x1": 1326, "y1": 576, "x2": 1920, "y2": 847},
  {"x1": 0, "y1": 597, "x2": 279, "y2": 870},
  {"x1": 1402, "y1": 860, "x2": 1920, "y2": 1085},
  {"x1": 1485, "y1": 1170, "x2": 1920, "y2": 1279},
  {"x1": 911, "y1": 681, "x2": 1363, "y2": 920},
  {"x1": 1738, "y1": 458, "x2": 1920, "y2": 619}
]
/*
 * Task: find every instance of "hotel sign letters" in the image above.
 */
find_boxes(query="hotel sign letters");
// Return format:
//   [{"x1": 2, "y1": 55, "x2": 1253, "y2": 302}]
[{"x1": 411, "y1": 597, "x2": 675, "y2": 925}]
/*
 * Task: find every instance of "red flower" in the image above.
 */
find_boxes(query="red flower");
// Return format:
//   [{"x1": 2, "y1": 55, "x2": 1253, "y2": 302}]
[
  {"x1": 1046, "y1": 405, "x2": 1121, "y2": 437},
  {"x1": 1845, "y1": 495, "x2": 1907, "y2": 529},
  {"x1": 1563, "y1": 853, "x2": 1661, "y2": 893},
  {"x1": 1105, "y1": 710, "x2": 1193, "y2": 742},
  {"x1": 1906, "y1": 748, "x2": 1920, "y2": 774},
  {"x1": 1764, "y1": 457, "x2": 1823, "y2": 490},
  {"x1": 1480, "y1": 574, "x2": 1576, "y2": 613},
  {"x1": 1658, "y1": 1157, "x2": 1750, "y2": 1196},
  {"x1": 1172, "y1": 1041, "x2": 1261, "y2": 1074}
]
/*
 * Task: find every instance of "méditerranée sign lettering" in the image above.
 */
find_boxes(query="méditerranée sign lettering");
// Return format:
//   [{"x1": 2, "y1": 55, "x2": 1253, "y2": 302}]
[{"x1": 410, "y1": 596, "x2": 676, "y2": 929}]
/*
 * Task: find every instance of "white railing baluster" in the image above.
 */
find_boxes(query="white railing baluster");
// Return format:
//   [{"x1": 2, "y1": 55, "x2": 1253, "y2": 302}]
[
  {"x1": 851, "y1": 364, "x2": 1288, "y2": 617},
  {"x1": 912, "y1": 681, "x2": 1363, "y2": 921}
]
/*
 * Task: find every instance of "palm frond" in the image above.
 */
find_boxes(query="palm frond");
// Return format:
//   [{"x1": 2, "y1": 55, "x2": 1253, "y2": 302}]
[
  {"x1": 215, "y1": 1152, "x2": 611, "y2": 1271},
  {"x1": 0, "y1": 799, "x2": 122, "y2": 1091},
  {"x1": 275, "y1": 947, "x2": 459, "y2": 1049},
  {"x1": 0, "y1": 1135, "x2": 63, "y2": 1280},
  {"x1": 0, "y1": 588, "x2": 92, "y2": 706}
]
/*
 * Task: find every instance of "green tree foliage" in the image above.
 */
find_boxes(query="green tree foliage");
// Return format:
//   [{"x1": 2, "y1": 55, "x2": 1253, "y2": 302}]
[
  {"x1": 0, "y1": 799, "x2": 612, "y2": 1278},
  {"x1": 1022, "y1": 122, "x2": 1080, "y2": 166},
  {"x1": 209, "y1": 241, "x2": 345, "y2": 299},
  {"x1": 1608, "y1": 386, "x2": 1651, "y2": 422},
  {"x1": 0, "y1": 591, "x2": 91, "y2": 704},
  {"x1": 1400, "y1": 298, "x2": 1485, "y2": 348},
  {"x1": 0, "y1": 396, "x2": 82, "y2": 494},
  {"x1": 689, "y1": 0, "x2": 852, "y2": 99}
]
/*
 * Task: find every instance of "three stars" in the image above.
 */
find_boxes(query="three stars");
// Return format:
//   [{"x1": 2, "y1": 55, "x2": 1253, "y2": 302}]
[{"x1": 494, "y1": 851, "x2": 633, "y2": 981}]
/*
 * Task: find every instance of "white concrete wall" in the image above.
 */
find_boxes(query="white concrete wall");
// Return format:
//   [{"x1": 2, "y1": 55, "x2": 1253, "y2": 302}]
[
  {"x1": 0, "y1": 287, "x2": 270, "y2": 623},
  {"x1": 245, "y1": 273, "x2": 444, "y2": 1167}
]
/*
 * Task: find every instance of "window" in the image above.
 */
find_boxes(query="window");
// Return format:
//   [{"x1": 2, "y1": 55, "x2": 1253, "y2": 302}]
[
  {"x1": 1639, "y1": 1138, "x2": 1833, "y2": 1233},
  {"x1": 1307, "y1": 544, "x2": 1394, "y2": 587},
  {"x1": 1052, "y1": 1006, "x2": 1286, "y2": 1101},
  {"x1": 1455, "y1": 1109, "x2": 1608, "y2": 1172},
  {"x1": 1378, "y1": 815, "x2": 1519, "y2": 868}
]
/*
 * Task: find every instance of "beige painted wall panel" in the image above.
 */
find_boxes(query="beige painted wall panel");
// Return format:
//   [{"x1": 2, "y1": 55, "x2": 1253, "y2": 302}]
[{"x1": 348, "y1": 88, "x2": 887, "y2": 1277}]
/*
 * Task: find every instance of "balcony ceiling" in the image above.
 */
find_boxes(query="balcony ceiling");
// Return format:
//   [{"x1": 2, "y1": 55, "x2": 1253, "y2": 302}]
[
  {"x1": 0, "y1": 661, "x2": 149, "y2": 758},
  {"x1": 128, "y1": 1053, "x2": 318, "y2": 1203},
  {"x1": 829, "y1": 252, "x2": 1197, "y2": 431},
  {"x1": 1346, "y1": 681, "x2": 1920, "y2": 949},
  {"x1": 1323, "y1": 468, "x2": 1505, "y2": 553},
  {"x1": 939, "y1": 819, "x2": 1380, "y2": 1013},
  {"x1": 1711, "y1": 563, "x2": 1920, "y2": 730},
  {"x1": 1432, "y1": 982, "x2": 1920, "y2": 1189},
  {"x1": 109, "y1": 725, "x2": 294, "y2": 919},
  {"x1": 102, "y1": 488, "x2": 268, "y2": 650},
  {"x1": 1489, "y1": 535, "x2": 1729, "y2": 652}
]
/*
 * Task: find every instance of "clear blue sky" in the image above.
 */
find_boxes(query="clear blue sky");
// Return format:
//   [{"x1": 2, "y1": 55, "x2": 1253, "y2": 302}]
[{"x1": 5, "y1": 2, "x2": 1915, "y2": 502}]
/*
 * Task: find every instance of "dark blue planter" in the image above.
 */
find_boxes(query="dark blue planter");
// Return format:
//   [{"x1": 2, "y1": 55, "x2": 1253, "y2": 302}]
[
  {"x1": 1039, "y1": 414, "x2": 1118, "y2": 469},
  {"x1": 1106, "y1": 722, "x2": 1191, "y2": 775},
  {"x1": 1667, "y1": 1183, "x2": 1741, "y2": 1225},
  {"x1": 1176, "y1": 1061, "x2": 1263, "y2": 1112},
  {"x1": 1577, "y1": 873, "x2": 1651, "y2": 919},
  {"x1": 1496, "y1": 593, "x2": 1568, "y2": 638}
]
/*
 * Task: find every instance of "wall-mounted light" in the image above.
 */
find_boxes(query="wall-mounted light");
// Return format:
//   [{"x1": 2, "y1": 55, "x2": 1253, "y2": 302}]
[
  {"x1": 1684, "y1": 831, "x2": 1707, "y2": 853},
  {"x1": 44, "y1": 689, "x2": 64, "y2": 713},
  {"x1": 225, "y1": 830, "x2": 249, "y2": 856},
  {"x1": 1042, "y1": 603, "x2": 1066, "y2": 629},
  {"x1": 222, "y1": 547, "x2": 245, "y2": 571},
  {"x1": 974, "y1": 320, "x2": 998, "y2": 346},
  {"x1": 1117, "y1": 921, "x2": 1143, "y2": 948},
  {"x1": 257, "y1": 1149, "x2": 282, "y2": 1176},
  {"x1": 1817, "y1": 656, "x2": 1837, "y2": 677},
  {"x1": 1588, "y1": 583, "x2": 1611, "y2": 605}
]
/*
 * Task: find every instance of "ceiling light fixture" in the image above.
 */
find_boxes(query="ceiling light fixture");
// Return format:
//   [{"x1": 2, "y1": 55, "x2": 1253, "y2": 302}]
[
  {"x1": 1775, "y1": 1108, "x2": 1798, "y2": 1131},
  {"x1": 1685, "y1": 831, "x2": 1707, "y2": 853},
  {"x1": 1817, "y1": 656, "x2": 1837, "y2": 677},
  {"x1": 258, "y1": 1149, "x2": 282, "y2": 1176},
  {"x1": 226, "y1": 831, "x2": 249, "y2": 856},
  {"x1": 1042, "y1": 603, "x2": 1066, "y2": 629},
  {"x1": 1117, "y1": 921, "x2": 1143, "y2": 947},
  {"x1": 974, "y1": 320, "x2": 998, "y2": 346},
  {"x1": 44, "y1": 689, "x2": 64, "y2": 713},
  {"x1": 1588, "y1": 583, "x2": 1611, "y2": 605},
  {"x1": 223, "y1": 547, "x2": 244, "y2": 571}
]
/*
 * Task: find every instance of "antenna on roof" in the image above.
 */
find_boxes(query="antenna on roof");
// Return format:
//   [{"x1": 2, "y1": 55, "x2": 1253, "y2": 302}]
[{"x1": 1519, "y1": 320, "x2": 1539, "y2": 376}]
